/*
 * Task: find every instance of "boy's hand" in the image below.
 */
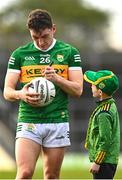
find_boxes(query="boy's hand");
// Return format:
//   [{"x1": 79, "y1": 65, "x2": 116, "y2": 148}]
[{"x1": 89, "y1": 162, "x2": 100, "y2": 174}]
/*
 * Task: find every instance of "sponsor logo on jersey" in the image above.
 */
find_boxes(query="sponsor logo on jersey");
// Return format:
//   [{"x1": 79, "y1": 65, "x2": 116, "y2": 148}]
[
  {"x1": 24, "y1": 56, "x2": 35, "y2": 61},
  {"x1": 20, "y1": 65, "x2": 68, "y2": 83},
  {"x1": 40, "y1": 54, "x2": 50, "y2": 57},
  {"x1": 57, "y1": 54, "x2": 64, "y2": 62}
]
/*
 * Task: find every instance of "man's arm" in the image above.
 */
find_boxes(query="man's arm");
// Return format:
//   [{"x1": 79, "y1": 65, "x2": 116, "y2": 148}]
[
  {"x1": 45, "y1": 66, "x2": 83, "y2": 97},
  {"x1": 3, "y1": 71, "x2": 40, "y2": 105},
  {"x1": 3, "y1": 71, "x2": 21, "y2": 101},
  {"x1": 55, "y1": 69, "x2": 83, "y2": 97}
]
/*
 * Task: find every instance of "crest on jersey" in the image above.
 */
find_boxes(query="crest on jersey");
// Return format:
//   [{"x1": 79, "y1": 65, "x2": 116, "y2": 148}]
[{"x1": 57, "y1": 54, "x2": 64, "y2": 62}]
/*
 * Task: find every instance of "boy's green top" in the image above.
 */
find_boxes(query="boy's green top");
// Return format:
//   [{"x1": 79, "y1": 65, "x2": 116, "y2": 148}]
[
  {"x1": 8, "y1": 39, "x2": 82, "y2": 123},
  {"x1": 85, "y1": 98, "x2": 120, "y2": 164}
]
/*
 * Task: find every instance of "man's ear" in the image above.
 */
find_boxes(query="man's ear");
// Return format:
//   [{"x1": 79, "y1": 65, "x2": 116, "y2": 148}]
[{"x1": 52, "y1": 24, "x2": 56, "y2": 33}]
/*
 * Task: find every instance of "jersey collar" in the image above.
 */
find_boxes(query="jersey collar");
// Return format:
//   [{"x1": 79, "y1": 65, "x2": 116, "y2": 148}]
[
  {"x1": 96, "y1": 97, "x2": 114, "y2": 105},
  {"x1": 34, "y1": 38, "x2": 56, "y2": 52}
]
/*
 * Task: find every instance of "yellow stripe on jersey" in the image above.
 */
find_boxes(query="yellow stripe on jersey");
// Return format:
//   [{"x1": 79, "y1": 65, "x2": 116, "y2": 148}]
[
  {"x1": 95, "y1": 151, "x2": 106, "y2": 164},
  {"x1": 106, "y1": 104, "x2": 110, "y2": 111},
  {"x1": 100, "y1": 103, "x2": 110, "y2": 112},
  {"x1": 20, "y1": 64, "x2": 68, "y2": 83},
  {"x1": 100, "y1": 105, "x2": 104, "y2": 111}
]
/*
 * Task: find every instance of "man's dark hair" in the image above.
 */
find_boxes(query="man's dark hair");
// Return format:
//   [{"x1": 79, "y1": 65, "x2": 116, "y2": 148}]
[{"x1": 27, "y1": 9, "x2": 53, "y2": 32}]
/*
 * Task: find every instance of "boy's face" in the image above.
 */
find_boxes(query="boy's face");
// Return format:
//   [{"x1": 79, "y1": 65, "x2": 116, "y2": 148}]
[
  {"x1": 29, "y1": 25, "x2": 56, "y2": 50},
  {"x1": 91, "y1": 84, "x2": 101, "y2": 98}
]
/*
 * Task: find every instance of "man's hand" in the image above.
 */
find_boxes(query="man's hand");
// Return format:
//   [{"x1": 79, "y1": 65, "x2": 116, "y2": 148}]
[
  {"x1": 18, "y1": 83, "x2": 40, "y2": 106},
  {"x1": 89, "y1": 162, "x2": 100, "y2": 174},
  {"x1": 44, "y1": 66, "x2": 58, "y2": 83}
]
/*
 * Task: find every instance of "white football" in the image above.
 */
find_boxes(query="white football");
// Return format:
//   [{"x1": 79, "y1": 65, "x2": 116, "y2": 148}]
[{"x1": 28, "y1": 77, "x2": 56, "y2": 107}]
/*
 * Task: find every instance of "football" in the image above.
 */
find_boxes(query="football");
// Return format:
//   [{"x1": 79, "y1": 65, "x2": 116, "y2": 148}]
[{"x1": 28, "y1": 77, "x2": 56, "y2": 107}]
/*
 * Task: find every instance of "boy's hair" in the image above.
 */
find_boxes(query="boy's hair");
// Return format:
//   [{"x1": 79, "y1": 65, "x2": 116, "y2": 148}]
[
  {"x1": 84, "y1": 70, "x2": 119, "y2": 96},
  {"x1": 27, "y1": 9, "x2": 53, "y2": 32}
]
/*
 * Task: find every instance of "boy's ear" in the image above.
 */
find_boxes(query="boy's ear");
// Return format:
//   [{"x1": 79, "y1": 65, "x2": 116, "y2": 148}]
[{"x1": 98, "y1": 89, "x2": 102, "y2": 96}]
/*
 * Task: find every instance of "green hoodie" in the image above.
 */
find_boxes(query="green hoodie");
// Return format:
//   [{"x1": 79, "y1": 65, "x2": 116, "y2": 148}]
[{"x1": 85, "y1": 98, "x2": 120, "y2": 164}]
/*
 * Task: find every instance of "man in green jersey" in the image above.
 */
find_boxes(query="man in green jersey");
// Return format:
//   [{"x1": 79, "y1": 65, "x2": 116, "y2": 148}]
[
  {"x1": 84, "y1": 70, "x2": 120, "y2": 179},
  {"x1": 3, "y1": 9, "x2": 83, "y2": 179}
]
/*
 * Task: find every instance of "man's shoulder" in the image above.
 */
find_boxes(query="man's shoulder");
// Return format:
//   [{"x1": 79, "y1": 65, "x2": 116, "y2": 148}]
[
  {"x1": 13, "y1": 42, "x2": 34, "y2": 53},
  {"x1": 56, "y1": 39, "x2": 78, "y2": 51},
  {"x1": 97, "y1": 99, "x2": 117, "y2": 117}
]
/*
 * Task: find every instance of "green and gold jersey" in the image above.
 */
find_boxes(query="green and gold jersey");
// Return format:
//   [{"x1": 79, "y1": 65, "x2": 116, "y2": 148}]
[{"x1": 8, "y1": 39, "x2": 82, "y2": 123}]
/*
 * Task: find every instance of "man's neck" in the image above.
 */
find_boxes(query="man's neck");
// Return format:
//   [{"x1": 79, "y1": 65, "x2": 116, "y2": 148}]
[{"x1": 34, "y1": 38, "x2": 56, "y2": 52}]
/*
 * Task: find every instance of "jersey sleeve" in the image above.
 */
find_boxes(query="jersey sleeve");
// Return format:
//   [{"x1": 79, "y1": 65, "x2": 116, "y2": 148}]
[
  {"x1": 95, "y1": 112, "x2": 112, "y2": 164},
  {"x1": 69, "y1": 46, "x2": 82, "y2": 70},
  {"x1": 7, "y1": 49, "x2": 21, "y2": 73}
]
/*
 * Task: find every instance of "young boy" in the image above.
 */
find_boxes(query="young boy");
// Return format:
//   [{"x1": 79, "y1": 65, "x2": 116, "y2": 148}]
[{"x1": 84, "y1": 70, "x2": 120, "y2": 179}]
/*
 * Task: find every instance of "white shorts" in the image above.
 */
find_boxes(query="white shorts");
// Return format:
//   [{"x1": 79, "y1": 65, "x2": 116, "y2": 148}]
[{"x1": 16, "y1": 122, "x2": 71, "y2": 147}]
